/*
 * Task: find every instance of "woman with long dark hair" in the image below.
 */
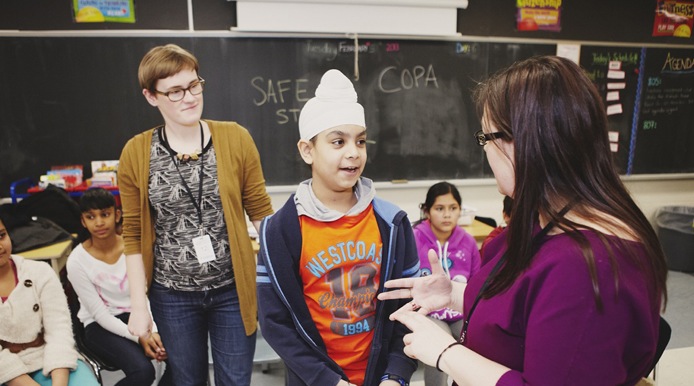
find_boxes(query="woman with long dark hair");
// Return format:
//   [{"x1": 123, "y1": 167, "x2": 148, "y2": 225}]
[{"x1": 378, "y1": 56, "x2": 668, "y2": 385}]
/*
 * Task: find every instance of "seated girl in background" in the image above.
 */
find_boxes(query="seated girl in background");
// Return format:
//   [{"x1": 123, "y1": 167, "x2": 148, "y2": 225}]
[
  {"x1": 412, "y1": 181, "x2": 481, "y2": 386},
  {"x1": 0, "y1": 214, "x2": 98, "y2": 386},
  {"x1": 66, "y1": 188, "x2": 171, "y2": 386}
]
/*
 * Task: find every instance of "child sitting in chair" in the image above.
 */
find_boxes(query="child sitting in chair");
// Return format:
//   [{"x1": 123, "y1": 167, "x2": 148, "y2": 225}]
[
  {"x1": 67, "y1": 188, "x2": 171, "y2": 386},
  {"x1": 1, "y1": 213, "x2": 98, "y2": 386}
]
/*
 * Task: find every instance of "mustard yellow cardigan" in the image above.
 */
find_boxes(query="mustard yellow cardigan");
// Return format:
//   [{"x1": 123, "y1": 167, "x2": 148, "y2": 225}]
[{"x1": 118, "y1": 120, "x2": 274, "y2": 335}]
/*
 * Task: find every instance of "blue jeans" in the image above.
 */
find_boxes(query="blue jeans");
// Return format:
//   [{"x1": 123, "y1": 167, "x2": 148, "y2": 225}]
[
  {"x1": 149, "y1": 282, "x2": 256, "y2": 386},
  {"x1": 84, "y1": 313, "x2": 172, "y2": 386}
]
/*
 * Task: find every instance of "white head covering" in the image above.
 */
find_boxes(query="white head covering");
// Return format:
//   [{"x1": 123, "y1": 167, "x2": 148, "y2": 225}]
[{"x1": 298, "y1": 69, "x2": 365, "y2": 141}]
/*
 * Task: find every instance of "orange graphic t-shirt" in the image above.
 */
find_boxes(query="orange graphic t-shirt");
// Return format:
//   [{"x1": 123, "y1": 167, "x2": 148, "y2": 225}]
[{"x1": 299, "y1": 204, "x2": 383, "y2": 385}]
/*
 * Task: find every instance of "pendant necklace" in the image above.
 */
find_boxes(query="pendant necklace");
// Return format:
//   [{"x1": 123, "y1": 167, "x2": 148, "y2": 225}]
[{"x1": 162, "y1": 123, "x2": 203, "y2": 164}]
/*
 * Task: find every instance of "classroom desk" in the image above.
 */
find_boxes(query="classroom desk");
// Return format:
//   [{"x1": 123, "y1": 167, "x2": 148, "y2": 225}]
[
  {"x1": 461, "y1": 219, "x2": 495, "y2": 244},
  {"x1": 19, "y1": 238, "x2": 73, "y2": 275}
]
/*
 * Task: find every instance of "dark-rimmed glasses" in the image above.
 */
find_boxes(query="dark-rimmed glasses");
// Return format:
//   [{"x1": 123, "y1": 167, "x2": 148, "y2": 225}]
[
  {"x1": 474, "y1": 130, "x2": 506, "y2": 146},
  {"x1": 155, "y1": 78, "x2": 205, "y2": 102}
]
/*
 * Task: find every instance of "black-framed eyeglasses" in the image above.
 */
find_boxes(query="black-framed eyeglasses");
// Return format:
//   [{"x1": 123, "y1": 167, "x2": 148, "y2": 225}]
[
  {"x1": 474, "y1": 130, "x2": 506, "y2": 146},
  {"x1": 155, "y1": 78, "x2": 205, "y2": 102}
]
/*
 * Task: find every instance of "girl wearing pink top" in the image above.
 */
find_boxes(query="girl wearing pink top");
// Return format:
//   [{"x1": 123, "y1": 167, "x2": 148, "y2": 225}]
[{"x1": 412, "y1": 182, "x2": 480, "y2": 386}]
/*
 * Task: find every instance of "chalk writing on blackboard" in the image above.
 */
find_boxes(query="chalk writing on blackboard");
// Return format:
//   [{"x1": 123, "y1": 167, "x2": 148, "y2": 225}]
[
  {"x1": 377, "y1": 65, "x2": 439, "y2": 93},
  {"x1": 660, "y1": 52, "x2": 694, "y2": 73},
  {"x1": 641, "y1": 52, "x2": 694, "y2": 124},
  {"x1": 590, "y1": 52, "x2": 639, "y2": 67},
  {"x1": 631, "y1": 48, "x2": 694, "y2": 174},
  {"x1": 251, "y1": 77, "x2": 311, "y2": 124}
]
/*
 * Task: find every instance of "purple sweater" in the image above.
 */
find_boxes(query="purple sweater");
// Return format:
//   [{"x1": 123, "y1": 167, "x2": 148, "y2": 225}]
[
  {"x1": 413, "y1": 221, "x2": 481, "y2": 321},
  {"x1": 464, "y1": 230, "x2": 660, "y2": 385}
]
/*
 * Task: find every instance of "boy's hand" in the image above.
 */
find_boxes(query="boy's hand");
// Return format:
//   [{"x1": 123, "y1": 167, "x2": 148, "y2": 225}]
[
  {"x1": 379, "y1": 381, "x2": 401, "y2": 386},
  {"x1": 336, "y1": 380, "x2": 357, "y2": 386}
]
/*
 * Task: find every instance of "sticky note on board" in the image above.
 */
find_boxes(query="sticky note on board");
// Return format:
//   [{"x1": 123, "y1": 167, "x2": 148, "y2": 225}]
[
  {"x1": 607, "y1": 70, "x2": 626, "y2": 79},
  {"x1": 607, "y1": 82, "x2": 626, "y2": 90},
  {"x1": 609, "y1": 61, "x2": 622, "y2": 70},
  {"x1": 610, "y1": 142, "x2": 619, "y2": 152},
  {"x1": 607, "y1": 104, "x2": 623, "y2": 115},
  {"x1": 606, "y1": 91, "x2": 620, "y2": 101},
  {"x1": 608, "y1": 131, "x2": 620, "y2": 142}
]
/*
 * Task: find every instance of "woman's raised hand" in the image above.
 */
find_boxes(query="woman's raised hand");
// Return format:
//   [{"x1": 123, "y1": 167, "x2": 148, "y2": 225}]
[{"x1": 377, "y1": 249, "x2": 455, "y2": 315}]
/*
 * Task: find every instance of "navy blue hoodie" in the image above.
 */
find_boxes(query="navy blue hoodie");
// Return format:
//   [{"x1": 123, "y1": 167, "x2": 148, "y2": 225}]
[{"x1": 256, "y1": 195, "x2": 420, "y2": 386}]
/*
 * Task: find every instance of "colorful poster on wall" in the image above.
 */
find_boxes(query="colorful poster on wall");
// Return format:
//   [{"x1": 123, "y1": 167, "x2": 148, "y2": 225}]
[
  {"x1": 653, "y1": 0, "x2": 694, "y2": 37},
  {"x1": 73, "y1": 0, "x2": 135, "y2": 23},
  {"x1": 516, "y1": 0, "x2": 562, "y2": 32}
]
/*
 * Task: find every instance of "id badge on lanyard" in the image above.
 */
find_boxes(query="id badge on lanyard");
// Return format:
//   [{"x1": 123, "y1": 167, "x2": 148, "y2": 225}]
[{"x1": 193, "y1": 232, "x2": 216, "y2": 264}]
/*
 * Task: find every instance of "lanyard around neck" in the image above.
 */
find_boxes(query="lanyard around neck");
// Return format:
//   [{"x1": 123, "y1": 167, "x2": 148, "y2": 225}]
[{"x1": 164, "y1": 122, "x2": 206, "y2": 229}]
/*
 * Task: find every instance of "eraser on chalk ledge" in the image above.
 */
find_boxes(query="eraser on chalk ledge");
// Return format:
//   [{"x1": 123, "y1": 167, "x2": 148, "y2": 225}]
[{"x1": 391, "y1": 179, "x2": 408, "y2": 184}]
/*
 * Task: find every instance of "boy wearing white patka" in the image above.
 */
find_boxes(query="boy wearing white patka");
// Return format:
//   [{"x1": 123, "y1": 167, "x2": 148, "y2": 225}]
[{"x1": 256, "y1": 69, "x2": 420, "y2": 386}]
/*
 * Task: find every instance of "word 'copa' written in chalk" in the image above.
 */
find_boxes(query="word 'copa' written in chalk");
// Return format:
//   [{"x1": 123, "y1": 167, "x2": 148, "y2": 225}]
[{"x1": 378, "y1": 65, "x2": 439, "y2": 94}]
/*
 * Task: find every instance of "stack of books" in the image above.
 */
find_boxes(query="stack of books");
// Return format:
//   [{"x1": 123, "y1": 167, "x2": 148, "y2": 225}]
[
  {"x1": 39, "y1": 165, "x2": 83, "y2": 189},
  {"x1": 90, "y1": 160, "x2": 119, "y2": 187}
]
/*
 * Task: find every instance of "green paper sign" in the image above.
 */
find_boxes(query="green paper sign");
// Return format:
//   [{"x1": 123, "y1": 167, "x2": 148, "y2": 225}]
[{"x1": 74, "y1": 0, "x2": 135, "y2": 23}]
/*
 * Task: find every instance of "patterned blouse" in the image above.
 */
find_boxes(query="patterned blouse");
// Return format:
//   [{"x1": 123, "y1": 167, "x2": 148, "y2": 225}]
[{"x1": 148, "y1": 127, "x2": 234, "y2": 291}]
